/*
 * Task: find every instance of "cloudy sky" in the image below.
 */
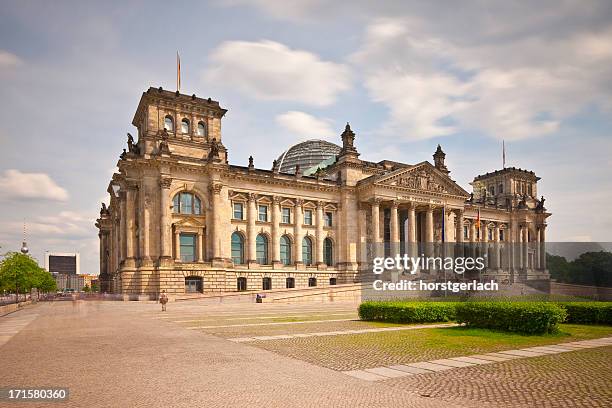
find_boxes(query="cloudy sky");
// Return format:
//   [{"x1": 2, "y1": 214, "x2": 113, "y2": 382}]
[{"x1": 1, "y1": 0, "x2": 611, "y2": 274}]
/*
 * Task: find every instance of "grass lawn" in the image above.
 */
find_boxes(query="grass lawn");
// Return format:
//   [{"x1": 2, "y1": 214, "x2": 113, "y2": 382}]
[{"x1": 255, "y1": 323, "x2": 612, "y2": 371}]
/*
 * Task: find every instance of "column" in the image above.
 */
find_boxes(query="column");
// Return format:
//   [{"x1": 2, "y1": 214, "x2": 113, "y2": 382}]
[
  {"x1": 294, "y1": 199, "x2": 304, "y2": 264},
  {"x1": 455, "y1": 209, "x2": 464, "y2": 258},
  {"x1": 523, "y1": 225, "x2": 529, "y2": 270},
  {"x1": 539, "y1": 225, "x2": 547, "y2": 270},
  {"x1": 247, "y1": 193, "x2": 257, "y2": 263},
  {"x1": 519, "y1": 225, "x2": 525, "y2": 269},
  {"x1": 494, "y1": 224, "x2": 501, "y2": 269},
  {"x1": 371, "y1": 198, "x2": 381, "y2": 259},
  {"x1": 407, "y1": 203, "x2": 416, "y2": 258},
  {"x1": 119, "y1": 191, "x2": 127, "y2": 263},
  {"x1": 139, "y1": 183, "x2": 150, "y2": 262},
  {"x1": 425, "y1": 205, "x2": 434, "y2": 258},
  {"x1": 159, "y1": 178, "x2": 172, "y2": 259},
  {"x1": 271, "y1": 196, "x2": 281, "y2": 264},
  {"x1": 197, "y1": 231, "x2": 204, "y2": 262},
  {"x1": 316, "y1": 201, "x2": 324, "y2": 265},
  {"x1": 482, "y1": 221, "x2": 489, "y2": 268},
  {"x1": 390, "y1": 201, "x2": 399, "y2": 255},
  {"x1": 125, "y1": 185, "x2": 137, "y2": 262},
  {"x1": 174, "y1": 229, "x2": 180, "y2": 262},
  {"x1": 209, "y1": 183, "x2": 222, "y2": 260}
]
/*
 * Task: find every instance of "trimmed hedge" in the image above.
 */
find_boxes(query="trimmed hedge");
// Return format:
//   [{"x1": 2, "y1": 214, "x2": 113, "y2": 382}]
[
  {"x1": 358, "y1": 301, "x2": 457, "y2": 323},
  {"x1": 455, "y1": 301, "x2": 566, "y2": 334},
  {"x1": 558, "y1": 302, "x2": 612, "y2": 325}
]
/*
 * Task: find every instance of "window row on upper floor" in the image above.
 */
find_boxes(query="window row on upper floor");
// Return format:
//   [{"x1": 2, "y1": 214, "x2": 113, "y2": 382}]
[
  {"x1": 164, "y1": 115, "x2": 208, "y2": 137},
  {"x1": 231, "y1": 232, "x2": 334, "y2": 267},
  {"x1": 232, "y1": 202, "x2": 333, "y2": 227}
]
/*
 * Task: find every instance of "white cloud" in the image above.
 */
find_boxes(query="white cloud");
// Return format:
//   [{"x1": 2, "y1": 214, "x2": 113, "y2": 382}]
[
  {"x1": 275, "y1": 111, "x2": 335, "y2": 139},
  {"x1": 0, "y1": 169, "x2": 69, "y2": 201},
  {"x1": 0, "y1": 50, "x2": 22, "y2": 68},
  {"x1": 352, "y1": 17, "x2": 612, "y2": 141},
  {"x1": 203, "y1": 40, "x2": 351, "y2": 106}
]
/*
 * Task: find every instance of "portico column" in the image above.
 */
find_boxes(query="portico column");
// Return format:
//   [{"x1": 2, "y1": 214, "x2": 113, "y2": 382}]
[
  {"x1": 519, "y1": 225, "x2": 525, "y2": 269},
  {"x1": 454, "y1": 209, "x2": 464, "y2": 258},
  {"x1": 247, "y1": 193, "x2": 257, "y2": 263},
  {"x1": 425, "y1": 205, "x2": 434, "y2": 259},
  {"x1": 390, "y1": 201, "x2": 399, "y2": 255},
  {"x1": 316, "y1": 201, "x2": 324, "y2": 265},
  {"x1": 539, "y1": 225, "x2": 547, "y2": 270},
  {"x1": 407, "y1": 203, "x2": 416, "y2": 258},
  {"x1": 197, "y1": 231, "x2": 204, "y2": 262},
  {"x1": 294, "y1": 199, "x2": 304, "y2": 264},
  {"x1": 271, "y1": 196, "x2": 281, "y2": 264},
  {"x1": 371, "y1": 199, "x2": 381, "y2": 258},
  {"x1": 524, "y1": 225, "x2": 530, "y2": 270},
  {"x1": 174, "y1": 229, "x2": 181, "y2": 262},
  {"x1": 494, "y1": 224, "x2": 501, "y2": 269},
  {"x1": 482, "y1": 222, "x2": 489, "y2": 268},
  {"x1": 159, "y1": 178, "x2": 172, "y2": 259}
]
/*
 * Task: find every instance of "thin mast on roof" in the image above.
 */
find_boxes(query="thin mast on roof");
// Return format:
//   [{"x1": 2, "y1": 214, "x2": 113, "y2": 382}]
[
  {"x1": 176, "y1": 51, "x2": 181, "y2": 92},
  {"x1": 502, "y1": 140, "x2": 506, "y2": 169}
]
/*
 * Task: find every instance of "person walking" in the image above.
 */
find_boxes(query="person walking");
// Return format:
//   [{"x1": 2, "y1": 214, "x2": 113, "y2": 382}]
[{"x1": 159, "y1": 290, "x2": 168, "y2": 312}]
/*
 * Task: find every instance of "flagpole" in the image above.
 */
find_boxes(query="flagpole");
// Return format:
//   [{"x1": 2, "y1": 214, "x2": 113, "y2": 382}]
[
  {"x1": 502, "y1": 140, "x2": 506, "y2": 169},
  {"x1": 176, "y1": 51, "x2": 181, "y2": 92}
]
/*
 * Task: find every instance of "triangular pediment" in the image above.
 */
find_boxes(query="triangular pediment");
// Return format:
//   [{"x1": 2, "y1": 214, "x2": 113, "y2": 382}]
[
  {"x1": 173, "y1": 216, "x2": 206, "y2": 228},
  {"x1": 373, "y1": 162, "x2": 469, "y2": 197}
]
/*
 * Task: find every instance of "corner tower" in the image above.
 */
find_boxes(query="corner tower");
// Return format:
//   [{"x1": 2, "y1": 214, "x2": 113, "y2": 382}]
[{"x1": 130, "y1": 87, "x2": 228, "y2": 162}]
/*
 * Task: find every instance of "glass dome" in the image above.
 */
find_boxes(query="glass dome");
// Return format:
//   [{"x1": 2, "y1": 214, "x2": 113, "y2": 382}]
[{"x1": 274, "y1": 139, "x2": 341, "y2": 175}]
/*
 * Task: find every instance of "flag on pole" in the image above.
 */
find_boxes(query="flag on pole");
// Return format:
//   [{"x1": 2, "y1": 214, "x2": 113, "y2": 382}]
[
  {"x1": 176, "y1": 52, "x2": 181, "y2": 92},
  {"x1": 502, "y1": 140, "x2": 506, "y2": 169}
]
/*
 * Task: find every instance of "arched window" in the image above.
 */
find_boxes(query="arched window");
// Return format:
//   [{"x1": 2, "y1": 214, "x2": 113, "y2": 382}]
[
  {"x1": 280, "y1": 235, "x2": 292, "y2": 265},
  {"x1": 324, "y1": 238, "x2": 333, "y2": 266},
  {"x1": 256, "y1": 234, "x2": 269, "y2": 265},
  {"x1": 197, "y1": 121, "x2": 207, "y2": 137},
  {"x1": 172, "y1": 192, "x2": 202, "y2": 215},
  {"x1": 181, "y1": 118, "x2": 190, "y2": 134},
  {"x1": 302, "y1": 236, "x2": 313, "y2": 266},
  {"x1": 164, "y1": 116, "x2": 174, "y2": 131},
  {"x1": 231, "y1": 232, "x2": 245, "y2": 265}
]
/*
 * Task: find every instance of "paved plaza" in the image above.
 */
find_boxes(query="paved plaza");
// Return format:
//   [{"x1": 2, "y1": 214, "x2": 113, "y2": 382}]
[{"x1": 0, "y1": 300, "x2": 611, "y2": 407}]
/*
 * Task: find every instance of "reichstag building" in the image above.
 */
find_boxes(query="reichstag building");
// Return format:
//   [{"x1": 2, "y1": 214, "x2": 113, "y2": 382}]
[{"x1": 96, "y1": 87, "x2": 551, "y2": 297}]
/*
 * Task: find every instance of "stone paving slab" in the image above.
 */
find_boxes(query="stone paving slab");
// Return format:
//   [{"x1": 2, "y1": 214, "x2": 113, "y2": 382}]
[
  {"x1": 468, "y1": 354, "x2": 513, "y2": 362},
  {"x1": 484, "y1": 352, "x2": 523, "y2": 360},
  {"x1": 407, "y1": 362, "x2": 455, "y2": 372},
  {"x1": 229, "y1": 322, "x2": 457, "y2": 342},
  {"x1": 429, "y1": 358, "x2": 476, "y2": 368},
  {"x1": 364, "y1": 367, "x2": 408, "y2": 378},
  {"x1": 343, "y1": 369, "x2": 388, "y2": 381},
  {"x1": 497, "y1": 349, "x2": 545, "y2": 357},
  {"x1": 388, "y1": 364, "x2": 433, "y2": 375},
  {"x1": 448, "y1": 356, "x2": 495, "y2": 365}
]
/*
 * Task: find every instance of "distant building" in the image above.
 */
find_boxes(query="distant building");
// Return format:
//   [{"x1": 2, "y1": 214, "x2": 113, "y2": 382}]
[
  {"x1": 54, "y1": 274, "x2": 84, "y2": 292},
  {"x1": 45, "y1": 252, "x2": 80, "y2": 275}
]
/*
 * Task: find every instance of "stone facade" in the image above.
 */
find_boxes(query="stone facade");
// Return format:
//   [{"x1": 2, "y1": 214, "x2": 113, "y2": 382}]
[{"x1": 96, "y1": 87, "x2": 551, "y2": 298}]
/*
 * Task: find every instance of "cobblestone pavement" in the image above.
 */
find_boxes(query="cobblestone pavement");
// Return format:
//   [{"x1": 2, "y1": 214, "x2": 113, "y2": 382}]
[
  {"x1": 0, "y1": 301, "x2": 459, "y2": 408},
  {"x1": 251, "y1": 325, "x2": 612, "y2": 371},
  {"x1": 384, "y1": 346, "x2": 612, "y2": 408}
]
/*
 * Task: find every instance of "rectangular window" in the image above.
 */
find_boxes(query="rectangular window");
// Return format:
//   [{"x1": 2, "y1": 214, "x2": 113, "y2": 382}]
[
  {"x1": 324, "y1": 212, "x2": 333, "y2": 227},
  {"x1": 258, "y1": 205, "x2": 268, "y2": 222},
  {"x1": 282, "y1": 207, "x2": 291, "y2": 224},
  {"x1": 233, "y1": 202, "x2": 244, "y2": 220},
  {"x1": 488, "y1": 228, "x2": 493, "y2": 241},
  {"x1": 304, "y1": 210, "x2": 313, "y2": 225},
  {"x1": 499, "y1": 229, "x2": 505, "y2": 241},
  {"x1": 179, "y1": 233, "x2": 196, "y2": 263},
  {"x1": 463, "y1": 226, "x2": 469, "y2": 239}
]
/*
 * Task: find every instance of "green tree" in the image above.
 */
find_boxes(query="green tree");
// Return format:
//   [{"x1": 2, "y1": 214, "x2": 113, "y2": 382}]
[
  {"x1": 547, "y1": 253, "x2": 572, "y2": 282},
  {"x1": 570, "y1": 251, "x2": 612, "y2": 287},
  {"x1": 0, "y1": 252, "x2": 57, "y2": 295},
  {"x1": 91, "y1": 282, "x2": 100, "y2": 292},
  {"x1": 83, "y1": 284, "x2": 91, "y2": 293}
]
